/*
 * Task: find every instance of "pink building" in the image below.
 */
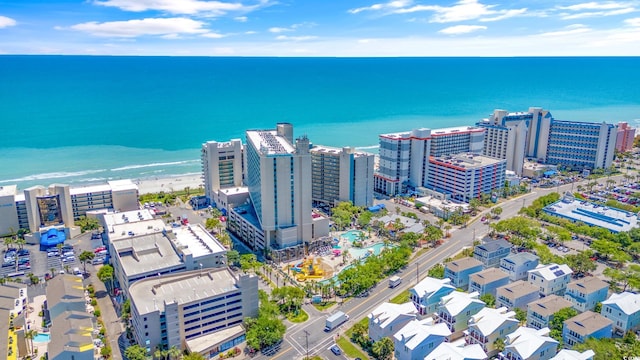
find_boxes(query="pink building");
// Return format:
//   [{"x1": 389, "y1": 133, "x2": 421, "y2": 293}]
[{"x1": 616, "y1": 122, "x2": 636, "y2": 152}]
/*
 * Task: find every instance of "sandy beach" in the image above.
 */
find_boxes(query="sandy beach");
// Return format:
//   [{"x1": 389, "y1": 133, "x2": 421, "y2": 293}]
[{"x1": 135, "y1": 174, "x2": 203, "y2": 195}]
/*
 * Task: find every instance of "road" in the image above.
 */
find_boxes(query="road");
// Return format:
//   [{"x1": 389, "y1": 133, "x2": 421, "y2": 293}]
[{"x1": 255, "y1": 175, "x2": 623, "y2": 359}]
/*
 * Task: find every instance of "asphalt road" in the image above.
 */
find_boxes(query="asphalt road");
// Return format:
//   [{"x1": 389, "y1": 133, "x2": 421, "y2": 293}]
[{"x1": 256, "y1": 175, "x2": 624, "y2": 360}]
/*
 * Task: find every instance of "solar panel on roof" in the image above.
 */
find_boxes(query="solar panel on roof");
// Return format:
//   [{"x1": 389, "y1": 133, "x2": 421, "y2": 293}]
[
  {"x1": 553, "y1": 270, "x2": 565, "y2": 277},
  {"x1": 550, "y1": 265, "x2": 559, "y2": 270}
]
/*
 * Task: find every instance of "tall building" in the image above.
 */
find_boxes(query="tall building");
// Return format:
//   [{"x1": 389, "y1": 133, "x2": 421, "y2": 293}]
[
  {"x1": 310, "y1": 145, "x2": 375, "y2": 207},
  {"x1": 374, "y1": 126, "x2": 484, "y2": 196},
  {"x1": 245, "y1": 123, "x2": 313, "y2": 250},
  {"x1": 426, "y1": 154, "x2": 506, "y2": 203},
  {"x1": 201, "y1": 139, "x2": 244, "y2": 206},
  {"x1": 129, "y1": 268, "x2": 258, "y2": 358},
  {"x1": 616, "y1": 122, "x2": 636, "y2": 152},
  {"x1": 546, "y1": 120, "x2": 617, "y2": 170}
]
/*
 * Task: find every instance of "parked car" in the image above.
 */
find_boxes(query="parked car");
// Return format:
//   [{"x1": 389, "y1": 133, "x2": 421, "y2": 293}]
[
  {"x1": 94, "y1": 246, "x2": 106, "y2": 253},
  {"x1": 330, "y1": 345, "x2": 341, "y2": 356}
]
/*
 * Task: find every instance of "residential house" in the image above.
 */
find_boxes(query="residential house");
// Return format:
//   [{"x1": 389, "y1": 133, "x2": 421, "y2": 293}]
[
  {"x1": 0, "y1": 283, "x2": 28, "y2": 360},
  {"x1": 410, "y1": 277, "x2": 456, "y2": 316},
  {"x1": 436, "y1": 291, "x2": 486, "y2": 340},
  {"x1": 426, "y1": 342, "x2": 488, "y2": 360},
  {"x1": 527, "y1": 295, "x2": 573, "y2": 330},
  {"x1": 465, "y1": 307, "x2": 519, "y2": 357},
  {"x1": 368, "y1": 302, "x2": 417, "y2": 342},
  {"x1": 473, "y1": 238, "x2": 512, "y2": 268},
  {"x1": 601, "y1": 291, "x2": 640, "y2": 335},
  {"x1": 445, "y1": 257, "x2": 484, "y2": 290},
  {"x1": 550, "y1": 349, "x2": 595, "y2": 360},
  {"x1": 498, "y1": 327, "x2": 558, "y2": 360},
  {"x1": 393, "y1": 318, "x2": 451, "y2": 360},
  {"x1": 527, "y1": 263, "x2": 573, "y2": 297},
  {"x1": 469, "y1": 268, "x2": 510, "y2": 297},
  {"x1": 500, "y1": 252, "x2": 539, "y2": 281},
  {"x1": 563, "y1": 277, "x2": 609, "y2": 313},
  {"x1": 48, "y1": 311, "x2": 95, "y2": 360},
  {"x1": 496, "y1": 280, "x2": 540, "y2": 311},
  {"x1": 563, "y1": 311, "x2": 612, "y2": 347}
]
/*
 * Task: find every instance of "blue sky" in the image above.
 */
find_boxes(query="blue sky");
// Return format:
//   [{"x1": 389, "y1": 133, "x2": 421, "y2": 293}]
[{"x1": 1, "y1": 0, "x2": 639, "y2": 55}]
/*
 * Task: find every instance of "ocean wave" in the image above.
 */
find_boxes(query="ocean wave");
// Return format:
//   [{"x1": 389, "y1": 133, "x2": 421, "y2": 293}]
[
  {"x1": 355, "y1": 145, "x2": 379, "y2": 150},
  {"x1": 0, "y1": 169, "x2": 107, "y2": 184},
  {"x1": 110, "y1": 159, "x2": 199, "y2": 172}
]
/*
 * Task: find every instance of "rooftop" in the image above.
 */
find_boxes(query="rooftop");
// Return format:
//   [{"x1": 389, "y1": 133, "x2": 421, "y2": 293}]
[
  {"x1": 310, "y1": 145, "x2": 373, "y2": 158},
  {"x1": 247, "y1": 129, "x2": 295, "y2": 155},
  {"x1": 469, "y1": 307, "x2": 518, "y2": 336},
  {"x1": 567, "y1": 277, "x2": 609, "y2": 294},
  {"x1": 445, "y1": 257, "x2": 483, "y2": 272},
  {"x1": 544, "y1": 198, "x2": 639, "y2": 233},
  {"x1": 172, "y1": 224, "x2": 226, "y2": 257},
  {"x1": 129, "y1": 268, "x2": 246, "y2": 315},
  {"x1": 564, "y1": 311, "x2": 612, "y2": 336},
  {"x1": 497, "y1": 280, "x2": 539, "y2": 299},
  {"x1": 46, "y1": 275, "x2": 85, "y2": 304},
  {"x1": 504, "y1": 327, "x2": 558, "y2": 359},
  {"x1": 470, "y1": 268, "x2": 509, "y2": 285},
  {"x1": 368, "y1": 302, "x2": 417, "y2": 330},
  {"x1": 186, "y1": 324, "x2": 245, "y2": 354},
  {"x1": 430, "y1": 153, "x2": 506, "y2": 170},
  {"x1": 411, "y1": 277, "x2": 455, "y2": 299},
  {"x1": 476, "y1": 238, "x2": 512, "y2": 253},
  {"x1": 113, "y1": 232, "x2": 184, "y2": 278},
  {"x1": 393, "y1": 318, "x2": 451, "y2": 350},
  {"x1": 430, "y1": 125, "x2": 485, "y2": 136},
  {"x1": 602, "y1": 291, "x2": 640, "y2": 315},
  {"x1": 529, "y1": 263, "x2": 573, "y2": 281},
  {"x1": 426, "y1": 343, "x2": 487, "y2": 360},
  {"x1": 0, "y1": 185, "x2": 17, "y2": 197},
  {"x1": 232, "y1": 203, "x2": 262, "y2": 230},
  {"x1": 48, "y1": 310, "x2": 94, "y2": 359},
  {"x1": 440, "y1": 291, "x2": 484, "y2": 316},
  {"x1": 108, "y1": 218, "x2": 167, "y2": 242},
  {"x1": 0, "y1": 282, "x2": 26, "y2": 299},
  {"x1": 551, "y1": 349, "x2": 596, "y2": 360},
  {"x1": 501, "y1": 252, "x2": 539, "y2": 267},
  {"x1": 528, "y1": 295, "x2": 573, "y2": 317}
]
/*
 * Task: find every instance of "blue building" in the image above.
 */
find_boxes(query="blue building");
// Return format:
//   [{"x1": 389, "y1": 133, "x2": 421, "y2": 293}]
[
  {"x1": 564, "y1": 277, "x2": 609, "y2": 313},
  {"x1": 473, "y1": 238, "x2": 512, "y2": 268},
  {"x1": 500, "y1": 252, "x2": 539, "y2": 281},
  {"x1": 601, "y1": 292, "x2": 640, "y2": 335},
  {"x1": 444, "y1": 257, "x2": 484, "y2": 290},
  {"x1": 469, "y1": 268, "x2": 510, "y2": 297},
  {"x1": 546, "y1": 120, "x2": 617, "y2": 171},
  {"x1": 563, "y1": 311, "x2": 612, "y2": 347}
]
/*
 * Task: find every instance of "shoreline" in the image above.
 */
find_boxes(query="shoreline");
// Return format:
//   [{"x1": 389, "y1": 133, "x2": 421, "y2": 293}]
[{"x1": 134, "y1": 174, "x2": 204, "y2": 195}]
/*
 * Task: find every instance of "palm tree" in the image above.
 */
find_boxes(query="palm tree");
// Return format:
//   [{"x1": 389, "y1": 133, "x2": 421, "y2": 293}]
[
  {"x1": 444, "y1": 224, "x2": 452, "y2": 238},
  {"x1": 3, "y1": 236, "x2": 13, "y2": 250},
  {"x1": 78, "y1": 251, "x2": 95, "y2": 274},
  {"x1": 167, "y1": 345, "x2": 181, "y2": 360},
  {"x1": 154, "y1": 344, "x2": 168, "y2": 360},
  {"x1": 25, "y1": 329, "x2": 37, "y2": 356},
  {"x1": 14, "y1": 237, "x2": 25, "y2": 250}
]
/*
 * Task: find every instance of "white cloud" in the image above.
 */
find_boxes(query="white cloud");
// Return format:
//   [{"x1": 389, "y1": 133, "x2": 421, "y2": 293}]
[
  {"x1": 161, "y1": 33, "x2": 182, "y2": 39},
  {"x1": 275, "y1": 35, "x2": 317, "y2": 41},
  {"x1": 245, "y1": 30, "x2": 257, "y2": 34},
  {"x1": 268, "y1": 26, "x2": 293, "y2": 33},
  {"x1": 234, "y1": 16, "x2": 248, "y2": 22},
  {"x1": 480, "y1": 8, "x2": 527, "y2": 22},
  {"x1": 560, "y1": 8, "x2": 635, "y2": 19},
  {"x1": 348, "y1": 0, "x2": 411, "y2": 14},
  {"x1": 69, "y1": 17, "x2": 209, "y2": 37},
  {"x1": 558, "y1": 1, "x2": 632, "y2": 11},
  {"x1": 201, "y1": 32, "x2": 225, "y2": 38},
  {"x1": 625, "y1": 17, "x2": 640, "y2": 26},
  {"x1": 268, "y1": 22, "x2": 313, "y2": 33},
  {"x1": 539, "y1": 24, "x2": 591, "y2": 37},
  {"x1": 390, "y1": 0, "x2": 527, "y2": 24},
  {"x1": 93, "y1": 0, "x2": 269, "y2": 16},
  {"x1": 0, "y1": 15, "x2": 17, "y2": 28},
  {"x1": 438, "y1": 24, "x2": 487, "y2": 35}
]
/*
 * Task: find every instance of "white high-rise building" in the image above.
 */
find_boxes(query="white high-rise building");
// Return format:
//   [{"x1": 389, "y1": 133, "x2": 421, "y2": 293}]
[
  {"x1": 201, "y1": 139, "x2": 244, "y2": 206},
  {"x1": 245, "y1": 123, "x2": 313, "y2": 251},
  {"x1": 310, "y1": 146, "x2": 375, "y2": 207}
]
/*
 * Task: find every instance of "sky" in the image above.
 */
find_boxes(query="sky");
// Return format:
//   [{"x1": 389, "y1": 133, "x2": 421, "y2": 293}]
[{"x1": 0, "y1": 0, "x2": 640, "y2": 56}]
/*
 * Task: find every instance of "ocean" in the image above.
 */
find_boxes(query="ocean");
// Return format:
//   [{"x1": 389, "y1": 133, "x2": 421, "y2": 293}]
[{"x1": 1, "y1": 56, "x2": 639, "y2": 190}]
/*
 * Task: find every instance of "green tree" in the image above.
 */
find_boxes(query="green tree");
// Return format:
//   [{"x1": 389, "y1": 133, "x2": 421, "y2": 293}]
[
  {"x1": 549, "y1": 307, "x2": 579, "y2": 345},
  {"x1": 167, "y1": 346, "x2": 181, "y2": 360},
  {"x1": 564, "y1": 251, "x2": 597, "y2": 276},
  {"x1": 75, "y1": 216, "x2": 101, "y2": 232},
  {"x1": 493, "y1": 338, "x2": 505, "y2": 352},
  {"x1": 372, "y1": 337, "x2": 394, "y2": 360},
  {"x1": 3, "y1": 236, "x2": 14, "y2": 250},
  {"x1": 183, "y1": 353, "x2": 205, "y2": 360},
  {"x1": 514, "y1": 307, "x2": 527, "y2": 324},
  {"x1": 121, "y1": 299, "x2": 131, "y2": 321},
  {"x1": 427, "y1": 264, "x2": 445, "y2": 279},
  {"x1": 226, "y1": 250, "x2": 240, "y2": 266},
  {"x1": 25, "y1": 329, "x2": 37, "y2": 356},
  {"x1": 204, "y1": 217, "x2": 221, "y2": 232},
  {"x1": 350, "y1": 321, "x2": 370, "y2": 347},
  {"x1": 78, "y1": 250, "x2": 95, "y2": 274},
  {"x1": 573, "y1": 338, "x2": 622, "y2": 360},
  {"x1": 97, "y1": 264, "x2": 115, "y2": 295},
  {"x1": 239, "y1": 253, "x2": 258, "y2": 273},
  {"x1": 124, "y1": 344, "x2": 148, "y2": 360},
  {"x1": 480, "y1": 293, "x2": 495, "y2": 308}
]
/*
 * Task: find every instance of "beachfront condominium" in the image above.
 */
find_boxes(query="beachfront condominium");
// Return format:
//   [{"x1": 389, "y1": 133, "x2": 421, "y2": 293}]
[
  {"x1": 310, "y1": 145, "x2": 375, "y2": 207},
  {"x1": 243, "y1": 123, "x2": 318, "y2": 254},
  {"x1": 129, "y1": 268, "x2": 258, "y2": 358},
  {"x1": 201, "y1": 139, "x2": 244, "y2": 207},
  {"x1": 478, "y1": 107, "x2": 617, "y2": 174},
  {"x1": 426, "y1": 153, "x2": 506, "y2": 203},
  {"x1": 0, "y1": 180, "x2": 138, "y2": 238},
  {"x1": 616, "y1": 122, "x2": 636, "y2": 152},
  {"x1": 374, "y1": 126, "x2": 485, "y2": 196}
]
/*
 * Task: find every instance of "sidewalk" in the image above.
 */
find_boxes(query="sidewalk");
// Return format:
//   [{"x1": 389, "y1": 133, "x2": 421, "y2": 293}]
[{"x1": 90, "y1": 268, "x2": 124, "y2": 360}]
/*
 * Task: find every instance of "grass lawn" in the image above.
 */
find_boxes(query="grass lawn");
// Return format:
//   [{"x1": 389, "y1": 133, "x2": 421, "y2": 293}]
[
  {"x1": 312, "y1": 301, "x2": 336, "y2": 311},
  {"x1": 336, "y1": 337, "x2": 368, "y2": 359},
  {"x1": 413, "y1": 247, "x2": 430, "y2": 258},
  {"x1": 287, "y1": 309, "x2": 309, "y2": 323},
  {"x1": 345, "y1": 317, "x2": 369, "y2": 338},
  {"x1": 390, "y1": 290, "x2": 410, "y2": 304}
]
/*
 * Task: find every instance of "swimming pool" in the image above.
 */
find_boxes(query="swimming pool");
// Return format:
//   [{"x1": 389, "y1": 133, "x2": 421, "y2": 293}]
[
  {"x1": 33, "y1": 333, "x2": 50, "y2": 343},
  {"x1": 342, "y1": 230, "x2": 364, "y2": 243},
  {"x1": 349, "y1": 243, "x2": 388, "y2": 260}
]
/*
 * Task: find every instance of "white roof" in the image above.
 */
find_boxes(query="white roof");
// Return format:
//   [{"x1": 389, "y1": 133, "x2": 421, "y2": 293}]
[
  {"x1": 393, "y1": 318, "x2": 451, "y2": 351},
  {"x1": 411, "y1": 277, "x2": 454, "y2": 299},
  {"x1": 108, "y1": 179, "x2": 138, "y2": 192},
  {"x1": 368, "y1": 302, "x2": 417, "y2": 330},
  {"x1": 504, "y1": 327, "x2": 558, "y2": 359},
  {"x1": 69, "y1": 183, "x2": 111, "y2": 195},
  {"x1": 246, "y1": 129, "x2": 295, "y2": 155},
  {"x1": 440, "y1": 291, "x2": 484, "y2": 317},
  {"x1": 602, "y1": 292, "x2": 640, "y2": 315},
  {"x1": 468, "y1": 307, "x2": 518, "y2": 337},
  {"x1": 551, "y1": 349, "x2": 596, "y2": 360},
  {"x1": 528, "y1": 263, "x2": 573, "y2": 281},
  {"x1": 0, "y1": 185, "x2": 17, "y2": 197},
  {"x1": 172, "y1": 224, "x2": 226, "y2": 257},
  {"x1": 426, "y1": 342, "x2": 487, "y2": 360}
]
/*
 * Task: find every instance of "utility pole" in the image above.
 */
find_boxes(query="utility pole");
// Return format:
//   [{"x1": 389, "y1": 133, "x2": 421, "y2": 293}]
[{"x1": 304, "y1": 329, "x2": 310, "y2": 360}]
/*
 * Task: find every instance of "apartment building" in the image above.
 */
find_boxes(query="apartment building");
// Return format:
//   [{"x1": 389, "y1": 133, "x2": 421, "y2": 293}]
[
  {"x1": 527, "y1": 295, "x2": 573, "y2": 330},
  {"x1": 469, "y1": 268, "x2": 510, "y2": 297},
  {"x1": 201, "y1": 139, "x2": 244, "y2": 207},
  {"x1": 546, "y1": 120, "x2": 617, "y2": 170},
  {"x1": 616, "y1": 122, "x2": 636, "y2": 152},
  {"x1": 444, "y1": 257, "x2": 484, "y2": 290},
  {"x1": 310, "y1": 145, "x2": 375, "y2": 207},
  {"x1": 129, "y1": 268, "x2": 258, "y2": 357},
  {"x1": 564, "y1": 277, "x2": 609, "y2": 313},
  {"x1": 0, "y1": 283, "x2": 28, "y2": 360},
  {"x1": 496, "y1": 280, "x2": 540, "y2": 311}
]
